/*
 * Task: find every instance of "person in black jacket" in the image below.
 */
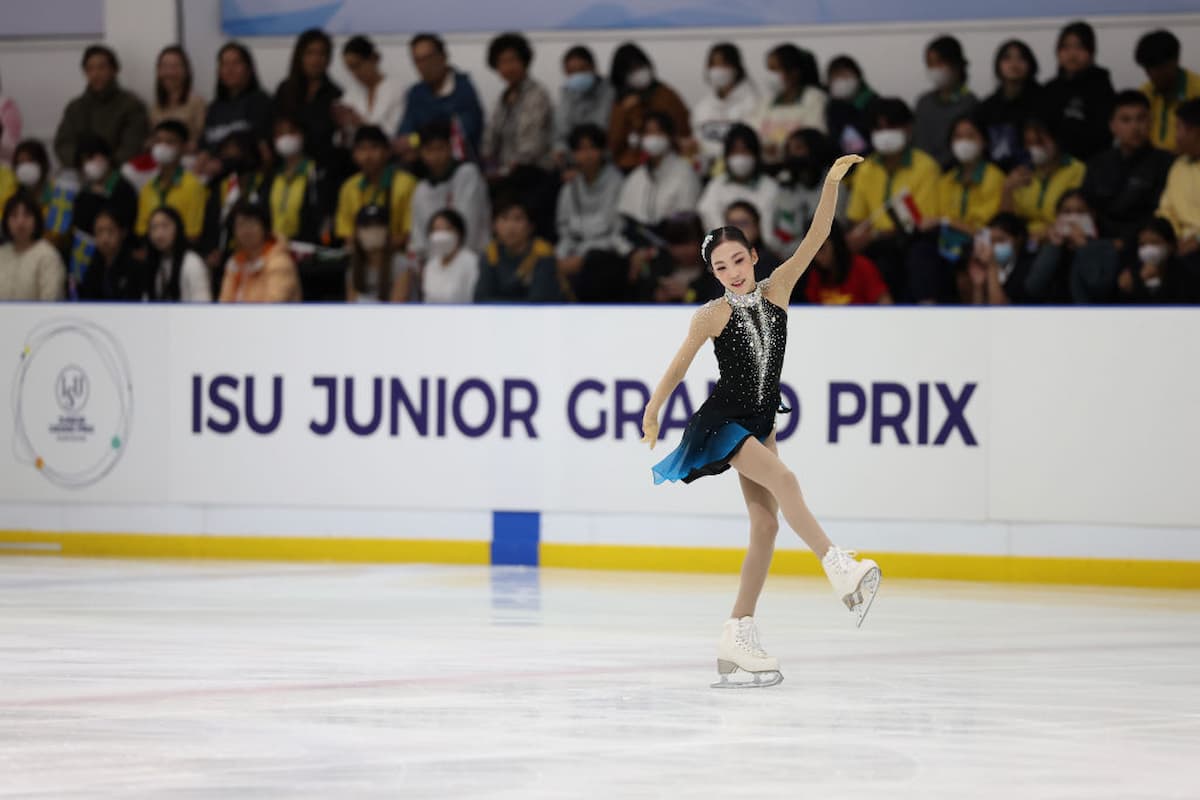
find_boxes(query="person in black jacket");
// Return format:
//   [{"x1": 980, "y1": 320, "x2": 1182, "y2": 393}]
[
  {"x1": 273, "y1": 28, "x2": 346, "y2": 183},
  {"x1": 1042, "y1": 21, "x2": 1116, "y2": 162},
  {"x1": 71, "y1": 134, "x2": 137, "y2": 236},
  {"x1": 976, "y1": 39, "x2": 1044, "y2": 170},
  {"x1": 198, "y1": 42, "x2": 274, "y2": 179},
  {"x1": 79, "y1": 206, "x2": 144, "y2": 300}
]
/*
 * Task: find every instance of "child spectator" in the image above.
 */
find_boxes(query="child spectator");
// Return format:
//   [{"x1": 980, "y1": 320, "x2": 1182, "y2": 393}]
[
  {"x1": 143, "y1": 205, "x2": 212, "y2": 302},
  {"x1": 1042, "y1": 21, "x2": 1116, "y2": 162},
  {"x1": 976, "y1": 40, "x2": 1044, "y2": 170},
  {"x1": 755, "y1": 44, "x2": 827, "y2": 162},
  {"x1": 476, "y1": 197, "x2": 565, "y2": 302},
  {"x1": 335, "y1": 125, "x2": 417, "y2": 248},
  {"x1": 410, "y1": 119, "x2": 491, "y2": 260},
  {"x1": 1135, "y1": 30, "x2": 1200, "y2": 152},
  {"x1": 692, "y1": 43, "x2": 760, "y2": 175},
  {"x1": 1156, "y1": 99, "x2": 1200, "y2": 251},
  {"x1": 961, "y1": 212, "x2": 1035, "y2": 304},
  {"x1": 824, "y1": 56, "x2": 877, "y2": 155},
  {"x1": 421, "y1": 208, "x2": 479, "y2": 304},
  {"x1": 616, "y1": 113, "x2": 700, "y2": 227},
  {"x1": 697, "y1": 124, "x2": 779, "y2": 247},
  {"x1": 346, "y1": 204, "x2": 410, "y2": 302},
  {"x1": 0, "y1": 193, "x2": 65, "y2": 300},
  {"x1": 1001, "y1": 117, "x2": 1086, "y2": 240},
  {"x1": 79, "y1": 206, "x2": 144, "y2": 301},
  {"x1": 266, "y1": 114, "x2": 327, "y2": 245},
  {"x1": 805, "y1": 220, "x2": 891, "y2": 305},
  {"x1": 608, "y1": 43, "x2": 692, "y2": 171}
]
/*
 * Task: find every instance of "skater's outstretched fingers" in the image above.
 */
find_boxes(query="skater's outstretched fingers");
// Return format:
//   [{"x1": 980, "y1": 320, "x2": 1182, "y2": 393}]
[{"x1": 827, "y1": 154, "x2": 864, "y2": 182}]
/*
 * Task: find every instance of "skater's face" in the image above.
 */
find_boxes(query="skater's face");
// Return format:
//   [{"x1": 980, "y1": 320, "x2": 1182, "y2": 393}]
[{"x1": 708, "y1": 240, "x2": 757, "y2": 293}]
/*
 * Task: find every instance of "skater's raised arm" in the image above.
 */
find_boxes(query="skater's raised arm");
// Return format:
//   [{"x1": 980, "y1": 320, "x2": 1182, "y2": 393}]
[
  {"x1": 766, "y1": 155, "x2": 863, "y2": 304},
  {"x1": 641, "y1": 305, "x2": 723, "y2": 450}
]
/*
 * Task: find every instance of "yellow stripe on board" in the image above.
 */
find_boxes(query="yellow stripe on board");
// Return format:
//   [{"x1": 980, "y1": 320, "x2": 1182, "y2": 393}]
[{"x1": 0, "y1": 530, "x2": 489, "y2": 565}]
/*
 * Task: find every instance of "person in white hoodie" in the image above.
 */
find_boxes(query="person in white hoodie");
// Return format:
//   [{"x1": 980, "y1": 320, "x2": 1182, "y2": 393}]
[
  {"x1": 754, "y1": 44, "x2": 828, "y2": 163},
  {"x1": 691, "y1": 42, "x2": 760, "y2": 176},
  {"x1": 409, "y1": 118, "x2": 490, "y2": 261},
  {"x1": 616, "y1": 112, "x2": 701, "y2": 228},
  {"x1": 697, "y1": 124, "x2": 780, "y2": 249}
]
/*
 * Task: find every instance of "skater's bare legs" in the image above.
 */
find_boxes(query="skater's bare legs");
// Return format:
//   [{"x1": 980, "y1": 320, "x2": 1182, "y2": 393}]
[
  {"x1": 731, "y1": 437, "x2": 833, "y2": 558},
  {"x1": 732, "y1": 465, "x2": 779, "y2": 619}
]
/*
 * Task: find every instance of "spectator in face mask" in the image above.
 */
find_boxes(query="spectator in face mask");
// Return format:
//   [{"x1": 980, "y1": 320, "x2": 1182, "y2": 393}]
[
  {"x1": 754, "y1": 44, "x2": 827, "y2": 163},
  {"x1": 409, "y1": 118, "x2": 490, "y2": 261},
  {"x1": 421, "y1": 208, "x2": 478, "y2": 303},
  {"x1": 265, "y1": 113, "x2": 326, "y2": 245},
  {"x1": 136, "y1": 120, "x2": 207, "y2": 241},
  {"x1": 824, "y1": 55, "x2": 877, "y2": 155},
  {"x1": 608, "y1": 43, "x2": 691, "y2": 171},
  {"x1": 697, "y1": 124, "x2": 779, "y2": 248},
  {"x1": 554, "y1": 46, "x2": 615, "y2": 165},
  {"x1": 772, "y1": 128, "x2": 842, "y2": 250},
  {"x1": 615, "y1": 112, "x2": 700, "y2": 227},
  {"x1": 12, "y1": 140, "x2": 51, "y2": 220},
  {"x1": 1029, "y1": 189, "x2": 1116, "y2": 303},
  {"x1": 201, "y1": 129, "x2": 271, "y2": 284},
  {"x1": 347, "y1": 203, "x2": 411, "y2": 302},
  {"x1": 1117, "y1": 216, "x2": 1198, "y2": 303},
  {"x1": 73, "y1": 135, "x2": 137, "y2": 237},
  {"x1": 961, "y1": 212, "x2": 1035, "y2": 304},
  {"x1": 692, "y1": 42, "x2": 760, "y2": 176},
  {"x1": 913, "y1": 35, "x2": 978, "y2": 168},
  {"x1": 1000, "y1": 117, "x2": 1086, "y2": 241}
]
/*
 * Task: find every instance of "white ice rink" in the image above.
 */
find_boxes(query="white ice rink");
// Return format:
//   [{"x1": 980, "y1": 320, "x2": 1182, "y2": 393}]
[{"x1": 1, "y1": 558, "x2": 1198, "y2": 799}]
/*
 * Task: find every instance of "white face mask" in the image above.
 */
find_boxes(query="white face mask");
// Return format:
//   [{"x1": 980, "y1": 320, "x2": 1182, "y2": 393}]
[
  {"x1": 829, "y1": 76, "x2": 859, "y2": 100},
  {"x1": 726, "y1": 153, "x2": 756, "y2": 179},
  {"x1": 1138, "y1": 244, "x2": 1168, "y2": 266},
  {"x1": 151, "y1": 143, "x2": 179, "y2": 165},
  {"x1": 1059, "y1": 212, "x2": 1097, "y2": 238},
  {"x1": 707, "y1": 66, "x2": 735, "y2": 90},
  {"x1": 15, "y1": 162, "x2": 42, "y2": 187},
  {"x1": 763, "y1": 70, "x2": 784, "y2": 95},
  {"x1": 641, "y1": 134, "x2": 670, "y2": 158},
  {"x1": 82, "y1": 157, "x2": 110, "y2": 182},
  {"x1": 428, "y1": 229, "x2": 459, "y2": 258},
  {"x1": 627, "y1": 67, "x2": 653, "y2": 91},
  {"x1": 871, "y1": 129, "x2": 907, "y2": 155},
  {"x1": 952, "y1": 138, "x2": 982, "y2": 164},
  {"x1": 356, "y1": 226, "x2": 388, "y2": 251},
  {"x1": 1028, "y1": 145, "x2": 1050, "y2": 166},
  {"x1": 275, "y1": 134, "x2": 303, "y2": 158},
  {"x1": 928, "y1": 66, "x2": 954, "y2": 89}
]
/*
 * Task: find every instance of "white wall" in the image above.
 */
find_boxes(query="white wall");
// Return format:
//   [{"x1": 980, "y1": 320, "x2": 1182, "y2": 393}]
[{"x1": 4, "y1": 2, "x2": 1200, "y2": 151}]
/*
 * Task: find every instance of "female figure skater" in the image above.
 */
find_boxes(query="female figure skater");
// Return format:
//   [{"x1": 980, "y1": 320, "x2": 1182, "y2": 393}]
[{"x1": 641, "y1": 154, "x2": 880, "y2": 688}]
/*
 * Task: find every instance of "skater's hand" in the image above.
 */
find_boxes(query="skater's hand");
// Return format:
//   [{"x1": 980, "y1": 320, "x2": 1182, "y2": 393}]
[
  {"x1": 640, "y1": 413, "x2": 659, "y2": 450},
  {"x1": 826, "y1": 154, "x2": 864, "y2": 184}
]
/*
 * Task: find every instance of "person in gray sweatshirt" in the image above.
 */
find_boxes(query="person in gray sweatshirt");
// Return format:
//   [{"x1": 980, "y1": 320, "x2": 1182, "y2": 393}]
[
  {"x1": 557, "y1": 123, "x2": 630, "y2": 301},
  {"x1": 553, "y1": 46, "x2": 616, "y2": 164}
]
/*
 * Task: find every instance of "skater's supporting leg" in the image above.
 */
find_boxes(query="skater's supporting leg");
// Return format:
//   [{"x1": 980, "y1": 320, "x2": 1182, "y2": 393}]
[
  {"x1": 731, "y1": 439, "x2": 780, "y2": 620},
  {"x1": 730, "y1": 437, "x2": 833, "y2": 558}
]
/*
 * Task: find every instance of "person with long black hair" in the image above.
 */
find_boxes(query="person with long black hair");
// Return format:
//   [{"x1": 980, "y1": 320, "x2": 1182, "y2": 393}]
[
  {"x1": 144, "y1": 205, "x2": 212, "y2": 302},
  {"x1": 607, "y1": 43, "x2": 692, "y2": 171},
  {"x1": 275, "y1": 28, "x2": 345, "y2": 178},
  {"x1": 754, "y1": 44, "x2": 826, "y2": 163},
  {"x1": 976, "y1": 39, "x2": 1045, "y2": 170},
  {"x1": 199, "y1": 42, "x2": 273, "y2": 177}
]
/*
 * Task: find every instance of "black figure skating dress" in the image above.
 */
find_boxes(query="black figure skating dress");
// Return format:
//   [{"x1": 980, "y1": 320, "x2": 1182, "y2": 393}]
[{"x1": 652, "y1": 279, "x2": 789, "y2": 484}]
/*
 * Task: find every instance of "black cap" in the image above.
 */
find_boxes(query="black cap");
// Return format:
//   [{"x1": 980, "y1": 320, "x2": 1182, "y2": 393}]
[{"x1": 355, "y1": 204, "x2": 388, "y2": 226}]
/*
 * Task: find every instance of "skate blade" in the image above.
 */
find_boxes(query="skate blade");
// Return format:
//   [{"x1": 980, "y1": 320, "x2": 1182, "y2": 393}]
[
  {"x1": 841, "y1": 566, "x2": 882, "y2": 629},
  {"x1": 711, "y1": 660, "x2": 783, "y2": 689}
]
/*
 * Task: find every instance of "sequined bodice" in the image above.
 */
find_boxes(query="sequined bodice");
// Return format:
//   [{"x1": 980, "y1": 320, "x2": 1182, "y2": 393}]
[{"x1": 711, "y1": 281, "x2": 787, "y2": 414}]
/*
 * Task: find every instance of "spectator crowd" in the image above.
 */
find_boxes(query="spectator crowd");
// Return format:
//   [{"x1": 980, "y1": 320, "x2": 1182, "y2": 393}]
[{"x1": 1, "y1": 20, "x2": 1198, "y2": 306}]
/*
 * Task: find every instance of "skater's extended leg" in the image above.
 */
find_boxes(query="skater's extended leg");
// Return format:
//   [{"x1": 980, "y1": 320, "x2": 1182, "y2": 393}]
[
  {"x1": 730, "y1": 437, "x2": 832, "y2": 557},
  {"x1": 731, "y1": 435, "x2": 780, "y2": 620}
]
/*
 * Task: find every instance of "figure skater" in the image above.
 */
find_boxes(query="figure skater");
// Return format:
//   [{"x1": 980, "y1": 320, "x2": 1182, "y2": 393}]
[{"x1": 640, "y1": 154, "x2": 879, "y2": 689}]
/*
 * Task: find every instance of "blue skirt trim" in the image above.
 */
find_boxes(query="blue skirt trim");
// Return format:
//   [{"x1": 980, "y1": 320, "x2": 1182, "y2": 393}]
[{"x1": 651, "y1": 420, "x2": 768, "y2": 485}]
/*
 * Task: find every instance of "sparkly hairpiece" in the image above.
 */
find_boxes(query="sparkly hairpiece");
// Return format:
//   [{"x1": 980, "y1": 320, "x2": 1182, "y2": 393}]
[{"x1": 701, "y1": 231, "x2": 717, "y2": 264}]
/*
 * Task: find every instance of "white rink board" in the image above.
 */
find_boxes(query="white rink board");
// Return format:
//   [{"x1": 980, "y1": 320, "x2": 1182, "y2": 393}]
[{"x1": 1, "y1": 305, "x2": 1197, "y2": 539}]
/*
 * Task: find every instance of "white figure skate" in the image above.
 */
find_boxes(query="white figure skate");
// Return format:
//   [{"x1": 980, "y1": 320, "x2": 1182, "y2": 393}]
[
  {"x1": 822, "y1": 546, "x2": 881, "y2": 627},
  {"x1": 711, "y1": 616, "x2": 783, "y2": 689}
]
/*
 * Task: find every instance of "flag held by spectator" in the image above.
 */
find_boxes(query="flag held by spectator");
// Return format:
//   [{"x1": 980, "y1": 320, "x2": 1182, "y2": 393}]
[
  {"x1": 885, "y1": 189, "x2": 922, "y2": 235},
  {"x1": 45, "y1": 185, "x2": 77, "y2": 237},
  {"x1": 68, "y1": 230, "x2": 96, "y2": 301}
]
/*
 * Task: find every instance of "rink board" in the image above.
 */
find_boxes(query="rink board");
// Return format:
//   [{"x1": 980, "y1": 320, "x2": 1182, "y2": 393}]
[{"x1": 1, "y1": 304, "x2": 1198, "y2": 588}]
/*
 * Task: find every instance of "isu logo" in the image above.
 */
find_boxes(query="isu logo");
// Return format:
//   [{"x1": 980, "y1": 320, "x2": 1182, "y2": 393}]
[{"x1": 55, "y1": 365, "x2": 90, "y2": 413}]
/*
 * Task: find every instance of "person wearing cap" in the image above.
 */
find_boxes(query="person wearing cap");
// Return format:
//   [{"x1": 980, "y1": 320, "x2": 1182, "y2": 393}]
[
  {"x1": 335, "y1": 124, "x2": 417, "y2": 247},
  {"x1": 218, "y1": 199, "x2": 301, "y2": 302},
  {"x1": 347, "y1": 203, "x2": 413, "y2": 302}
]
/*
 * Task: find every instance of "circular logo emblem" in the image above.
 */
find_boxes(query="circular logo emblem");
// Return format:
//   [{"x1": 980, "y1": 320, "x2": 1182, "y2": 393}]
[{"x1": 55, "y1": 365, "x2": 90, "y2": 412}]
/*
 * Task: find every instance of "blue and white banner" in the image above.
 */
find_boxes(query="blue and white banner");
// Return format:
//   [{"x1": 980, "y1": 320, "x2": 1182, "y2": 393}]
[{"x1": 220, "y1": 0, "x2": 1200, "y2": 36}]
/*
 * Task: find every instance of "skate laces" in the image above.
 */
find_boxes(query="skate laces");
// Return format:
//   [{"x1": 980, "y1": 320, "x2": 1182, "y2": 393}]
[
  {"x1": 824, "y1": 547, "x2": 859, "y2": 574},
  {"x1": 734, "y1": 618, "x2": 768, "y2": 657}
]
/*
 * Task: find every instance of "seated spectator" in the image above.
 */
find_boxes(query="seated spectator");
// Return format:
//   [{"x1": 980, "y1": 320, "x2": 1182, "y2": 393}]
[
  {"x1": 824, "y1": 55, "x2": 877, "y2": 154},
  {"x1": 616, "y1": 113, "x2": 700, "y2": 227},
  {"x1": 1001, "y1": 117, "x2": 1086, "y2": 240},
  {"x1": 1082, "y1": 90, "x2": 1174, "y2": 249},
  {"x1": 692, "y1": 42, "x2": 760, "y2": 175},
  {"x1": 202, "y1": 130, "x2": 271, "y2": 281},
  {"x1": 697, "y1": 124, "x2": 779, "y2": 245},
  {"x1": 960, "y1": 212, "x2": 1035, "y2": 304},
  {"x1": 805, "y1": 219, "x2": 892, "y2": 305},
  {"x1": 608, "y1": 43, "x2": 691, "y2": 171},
  {"x1": 1030, "y1": 188, "x2": 1116, "y2": 303},
  {"x1": 914, "y1": 35, "x2": 978, "y2": 168},
  {"x1": 773, "y1": 128, "x2": 840, "y2": 250},
  {"x1": 422, "y1": 208, "x2": 479, "y2": 304},
  {"x1": 218, "y1": 200, "x2": 301, "y2": 302},
  {"x1": 556, "y1": 123, "x2": 627, "y2": 302},
  {"x1": 0, "y1": 69, "x2": 22, "y2": 163},
  {"x1": 1121, "y1": 216, "x2": 1200, "y2": 302},
  {"x1": 0, "y1": 158, "x2": 14, "y2": 211},
  {"x1": 79, "y1": 206, "x2": 144, "y2": 301},
  {"x1": 1135, "y1": 30, "x2": 1200, "y2": 152},
  {"x1": 483, "y1": 32, "x2": 554, "y2": 176},
  {"x1": 409, "y1": 119, "x2": 490, "y2": 260},
  {"x1": 346, "y1": 204, "x2": 409, "y2": 302},
  {"x1": 691, "y1": 200, "x2": 782, "y2": 304},
  {"x1": 635, "y1": 211, "x2": 704, "y2": 303},
  {"x1": 553, "y1": 46, "x2": 615, "y2": 163},
  {"x1": 976, "y1": 39, "x2": 1045, "y2": 170},
  {"x1": 144, "y1": 205, "x2": 212, "y2": 301},
  {"x1": 1157, "y1": 99, "x2": 1200, "y2": 249},
  {"x1": 199, "y1": 42, "x2": 273, "y2": 177},
  {"x1": 266, "y1": 113, "x2": 326, "y2": 245},
  {"x1": 54, "y1": 44, "x2": 148, "y2": 168},
  {"x1": 844, "y1": 98, "x2": 941, "y2": 299},
  {"x1": 755, "y1": 44, "x2": 827, "y2": 162},
  {"x1": 136, "y1": 120, "x2": 208, "y2": 241},
  {"x1": 396, "y1": 33, "x2": 484, "y2": 162},
  {"x1": 0, "y1": 193, "x2": 65, "y2": 300},
  {"x1": 335, "y1": 125, "x2": 417, "y2": 247},
  {"x1": 337, "y1": 35, "x2": 405, "y2": 138},
  {"x1": 150, "y1": 46, "x2": 206, "y2": 149},
  {"x1": 12, "y1": 140, "x2": 53, "y2": 217},
  {"x1": 73, "y1": 135, "x2": 138, "y2": 236},
  {"x1": 275, "y1": 29, "x2": 344, "y2": 177},
  {"x1": 475, "y1": 197, "x2": 565, "y2": 302},
  {"x1": 1043, "y1": 21, "x2": 1116, "y2": 162}
]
